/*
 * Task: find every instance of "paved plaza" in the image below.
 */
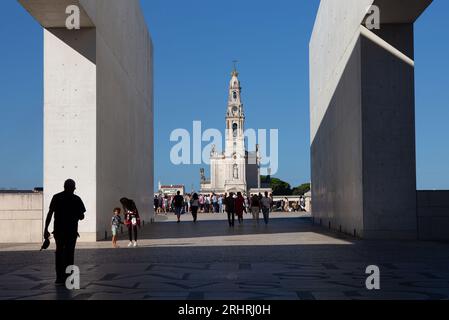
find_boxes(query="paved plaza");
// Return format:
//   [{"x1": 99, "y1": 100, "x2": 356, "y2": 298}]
[{"x1": 0, "y1": 212, "x2": 448, "y2": 300}]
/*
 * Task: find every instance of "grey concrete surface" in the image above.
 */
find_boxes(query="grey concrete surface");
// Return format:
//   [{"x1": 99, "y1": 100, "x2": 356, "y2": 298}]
[
  {"x1": 310, "y1": 0, "x2": 433, "y2": 239},
  {"x1": 360, "y1": 25, "x2": 417, "y2": 239},
  {"x1": 0, "y1": 213, "x2": 448, "y2": 300},
  {"x1": 17, "y1": 0, "x2": 154, "y2": 241},
  {"x1": 18, "y1": 0, "x2": 95, "y2": 27},
  {"x1": 0, "y1": 192, "x2": 43, "y2": 243},
  {"x1": 417, "y1": 191, "x2": 449, "y2": 241}
]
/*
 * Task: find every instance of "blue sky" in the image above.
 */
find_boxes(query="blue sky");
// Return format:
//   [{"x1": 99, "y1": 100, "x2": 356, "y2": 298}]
[{"x1": 0, "y1": 0, "x2": 448, "y2": 191}]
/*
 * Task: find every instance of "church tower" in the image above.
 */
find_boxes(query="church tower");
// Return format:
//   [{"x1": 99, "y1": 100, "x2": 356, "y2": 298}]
[
  {"x1": 225, "y1": 67, "x2": 245, "y2": 158},
  {"x1": 223, "y1": 66, "x2": 247, "y2": 193},
  {"x1": 200, "y1": 65, "x2": 257, "y2": 195}
]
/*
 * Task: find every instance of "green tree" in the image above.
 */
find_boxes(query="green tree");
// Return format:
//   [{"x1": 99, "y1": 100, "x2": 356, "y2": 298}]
[
  {"x1": 261, "y1": 176, "x2": 292, "y2": 195},
  {"x1": 292, "y1": 183, "x2": 311, "y2": 195}
]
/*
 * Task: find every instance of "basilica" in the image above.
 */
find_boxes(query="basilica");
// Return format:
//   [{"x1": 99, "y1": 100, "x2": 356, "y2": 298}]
[{"x1": 200, "y1": 68, "x2": 259, "y2": 194}]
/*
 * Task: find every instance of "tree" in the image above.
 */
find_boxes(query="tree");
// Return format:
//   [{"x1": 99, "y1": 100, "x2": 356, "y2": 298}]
[
  {"x1": 261, "y1": 176, "x2": 292, "y2": 195},
  {"x1": 292, "y1": 183, "x2": 311, "y2": 196}
]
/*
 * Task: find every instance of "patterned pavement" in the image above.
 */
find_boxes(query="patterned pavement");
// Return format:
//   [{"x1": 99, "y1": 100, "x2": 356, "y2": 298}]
[{"x1": 0, "y1": 212, "x2": 448, "y2": 300}]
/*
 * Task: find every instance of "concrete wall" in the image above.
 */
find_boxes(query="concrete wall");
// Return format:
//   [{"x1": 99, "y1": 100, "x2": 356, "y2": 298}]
[
  {"x1": 417, "y1": 191, "x2": 449, "y2": 241},
  {"x1": 19, "y1": 0, "x2": 154, "y2": 241},
  {"x1": 44, "y1": 28, "x2": 97, "y2": 241},
  {"x1": 310, "y1": 0, "x2": 373, "y2": 143},
  {"x1": 311, "y1": 37, "x2": 364, "y2": 237},
  {"x1": 310, "y1": 0, "x2": 432, "y2": 239},
  {"x1": 91, "y1": 0, "x2": 154, "y2": 240},
  {"x1": 360, "y1": 25, "x2": 417, "y2": 239},
  {"x1": 0, "y1": 193, "x2": 43, "y2": 243}
]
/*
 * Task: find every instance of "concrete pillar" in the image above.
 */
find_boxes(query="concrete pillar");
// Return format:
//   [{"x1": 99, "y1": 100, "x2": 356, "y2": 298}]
[
  {"x1": 310, "y1": 0, "x2": 432, "y2": 239},
  {"x1": 44, "y1": 28, "x2": 97, "y2": 240},
  {"x1": 360, "y1": 24, "x2": 417, "y2": 238},
  {"x1": 19, "y1": 0, "x2": 154, "y2": 241}
]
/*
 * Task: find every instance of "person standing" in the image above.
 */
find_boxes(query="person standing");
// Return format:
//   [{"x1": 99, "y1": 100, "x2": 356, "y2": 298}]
[
  {"x1": 250, "y1": 194, "x2": 261, "y2": 223},
  {"x1": 153, "y1": 195, "x2": 159, "y2": 214},
  {"x1": 157, "y1": 195, "x2": 163, "y2": 214},
  {"x1": 173, "y1": 191, "x2": 184, "y2": 223},
  {"x1": 284, "y1": 197, "x2": 290, "y2": 212},
  {"x1": 244, "y1": 195, "x2": 250, "y2": 215},
  {"x1": 212, "y1": 193, "x2": 218, "y2": 213},
  {"x1": 190, "y1": 193, "x2": 199, "y2": 223},
  {"x1": 163, "y1": 196, "x2": 168, "y2": 213},
  {"x1": 260, "y1": 192, "x2": 272, "y2": 225},
  {"x1": 111, "y1": 208, "x2": 122, "y2": 248},
  {"x1": 44, "y1": 179, "x2": 86, "y2": 285},
  {"x1": 205, "y1": 194, "x2": 211, "y2": 213},
  {"x1": 121, "y1": 198, "x2": 141, "y2": 247},
  {"x1": 199, "y1": 194, "x2": 205, "y2": 213},
  {"x1": 235, "y1": 192, "x2": 246, "y2": 224},
  {"x1": 218, "y1": 195, "x2": 224, "y2": 213},
  {"x1": 300, "y1": 196, "x2": 306, "y2": 212},
  {"x1": 222, "y1": 193, "x2": 227, "y2": 213},
  {"x1": 224, "y1": 193, "x2": 236, "y2": 227},
  {"x1": 185, "y1": 194, "x2": 191, "y2": 214}
]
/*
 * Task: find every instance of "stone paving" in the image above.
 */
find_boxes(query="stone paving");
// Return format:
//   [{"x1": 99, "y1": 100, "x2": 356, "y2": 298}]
[{"x1": 0, "y1": 212, "x2": 448, "y2": 300}]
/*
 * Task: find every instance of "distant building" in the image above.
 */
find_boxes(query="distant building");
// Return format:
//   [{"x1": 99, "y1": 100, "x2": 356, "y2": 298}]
[
  {"x1": 200, "y1": 67, "x2": 258, "y2": 194},
  {"x1": 158, "y1": 184, "x2": 185, "y2": 196}
]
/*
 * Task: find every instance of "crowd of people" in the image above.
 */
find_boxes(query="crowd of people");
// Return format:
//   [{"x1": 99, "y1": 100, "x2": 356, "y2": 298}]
[
  {"x1": 153, "y1": 191, "x2": 307, "y2": 226},
  {"x1": 154, "y1": 193, "x2": 228, "y2": 215},
  {"x1": 154, "y1": 192, "x2": 272, "y2": 216},
  {"x1": 153, "y1": 192, "x2": 307, "y2": 216}
]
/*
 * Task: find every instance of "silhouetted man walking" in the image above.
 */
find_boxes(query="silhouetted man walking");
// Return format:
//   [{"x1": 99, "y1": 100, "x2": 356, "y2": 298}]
[
  {"x1": 173, "y1": 191, "x2": 184, "y2": 223},
  {"x1": 44, "y1": 179, "x2": 86, "y2": 285},
  {"x1": 225, "y1": 193, "x2": 236, "y2": 227}
]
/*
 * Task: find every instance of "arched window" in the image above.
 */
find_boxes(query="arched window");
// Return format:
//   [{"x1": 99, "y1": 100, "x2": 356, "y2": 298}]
[
  {"x1": 233, "y1": 91, "x2": 237, "y2": 100},
  {"x1": 233, "y1": 123, "x2": 238, "y2": 137}
]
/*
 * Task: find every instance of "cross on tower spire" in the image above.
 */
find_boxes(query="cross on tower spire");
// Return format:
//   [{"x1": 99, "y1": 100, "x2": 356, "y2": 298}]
[
  {"x1": 232, "y1": 60, "x2": 239, "y2": 76},
  {"x1": 233, "y1": 60, "x2": 238, "y2": 71}
]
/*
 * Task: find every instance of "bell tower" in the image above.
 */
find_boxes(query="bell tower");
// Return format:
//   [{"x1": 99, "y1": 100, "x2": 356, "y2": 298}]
[
  {"x1": 225, "y1": 66, "x2": 245, "y2": 158},
  {"x1": 201, "y1": 64, "x2": 255, "y2": 194},
  {"x1": 223, "y1": 64, "x2": 247, "y2": 193}
]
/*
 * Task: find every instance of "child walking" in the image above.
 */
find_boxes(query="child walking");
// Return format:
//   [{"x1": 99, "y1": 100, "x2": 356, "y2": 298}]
[{"x1": 111, "y1": 208, "x2": 122, "y2": 248}]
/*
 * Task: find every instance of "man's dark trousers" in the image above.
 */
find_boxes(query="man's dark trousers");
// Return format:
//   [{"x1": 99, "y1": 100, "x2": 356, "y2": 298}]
[{"x1": 54, "y1": 235, "x2": 77, "y2": 282}]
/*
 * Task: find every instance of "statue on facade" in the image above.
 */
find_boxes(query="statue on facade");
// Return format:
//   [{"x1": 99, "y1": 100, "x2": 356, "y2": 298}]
[
  {"x1": 233, "y1": 164, "x2": 239, "y2": 179},
  {"x1": 200, "y1": 168, "x2": 206, "y2": 182}
]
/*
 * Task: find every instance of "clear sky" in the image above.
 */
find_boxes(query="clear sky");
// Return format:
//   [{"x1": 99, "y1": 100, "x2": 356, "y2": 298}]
[{"x1": 0, "y1": 0, "x2": 448, "y2": 191}]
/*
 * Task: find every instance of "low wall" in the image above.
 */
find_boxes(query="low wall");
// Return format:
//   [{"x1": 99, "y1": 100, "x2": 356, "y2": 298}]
[
  {"x1": 417, "y1": 191, "x2": 449, "y2": 241},
  {"x1": 0, "y1": 192, "x2": 43, "y2": 243}
]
